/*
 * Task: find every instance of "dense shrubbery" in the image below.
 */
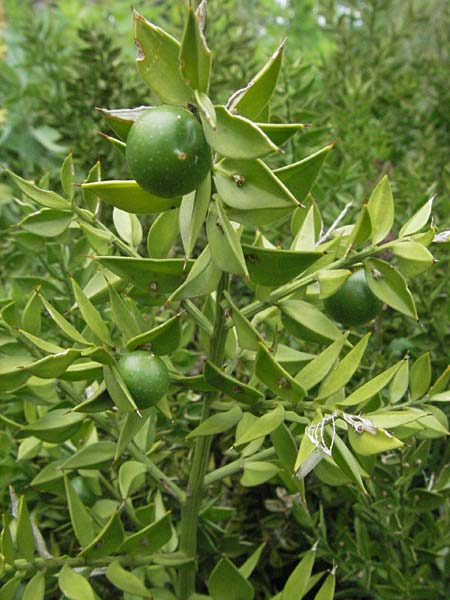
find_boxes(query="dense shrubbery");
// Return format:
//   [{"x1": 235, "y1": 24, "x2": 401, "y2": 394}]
[{"x1": 0, "y1": 1, "x2": 448, "y2": 599}]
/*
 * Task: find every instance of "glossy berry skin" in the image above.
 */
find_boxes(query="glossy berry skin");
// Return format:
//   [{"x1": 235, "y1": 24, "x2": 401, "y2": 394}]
[
  {"x1": 126, "y1": 105, "x2": 211, "y2": 198},
  {"x1": 324, "y1": 269, "x2": 382, "y2": 327},
  {"x1": 116, "y1": 351, "x2": 169, "y2": 409}
]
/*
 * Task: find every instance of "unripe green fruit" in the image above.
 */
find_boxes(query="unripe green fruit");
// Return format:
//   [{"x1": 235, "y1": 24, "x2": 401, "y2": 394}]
[
  {"x1": 324, "y1": 269, "x2": 382, "y2": 327},
  {"x1": 126, "y1": 105, "x2": 212, "y2": 198},
  {"x1": 117, "y1": 351, "x2": 169, "y2": 409}
]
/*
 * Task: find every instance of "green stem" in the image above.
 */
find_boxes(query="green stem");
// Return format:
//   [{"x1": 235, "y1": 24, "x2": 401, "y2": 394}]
[
  {"x1": 177, "y1": 273, "x2": 230, "y2": 599},
  {"x1": 129, "y1": 443, "x2": 186, "y2": 504},
  {"x1": 6, "y1": 552, "x2": 193, "y2": 575}
]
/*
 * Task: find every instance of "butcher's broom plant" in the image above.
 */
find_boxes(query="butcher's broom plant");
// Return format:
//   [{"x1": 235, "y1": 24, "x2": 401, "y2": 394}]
[{"x1": 0, "y1": 3, "x2": 448, "y2": 598}]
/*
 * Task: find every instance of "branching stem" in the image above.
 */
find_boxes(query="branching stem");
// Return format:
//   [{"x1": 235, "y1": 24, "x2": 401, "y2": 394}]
[{"x1": 177, "y1": 273, "x2": 230, "y2": 599}]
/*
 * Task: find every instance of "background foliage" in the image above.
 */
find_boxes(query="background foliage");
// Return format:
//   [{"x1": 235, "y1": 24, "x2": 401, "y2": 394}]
[{"x1": 0, "y1": 1, "x2": 448, "y2": 598}]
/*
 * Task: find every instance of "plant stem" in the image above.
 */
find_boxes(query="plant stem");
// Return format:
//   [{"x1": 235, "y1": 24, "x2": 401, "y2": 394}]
[
  {"x1": 5, "y1": 552, "x2": 193, "y2": 574},
  {"x1": 129, "y1": 443, "x2": 186, "y2": 504},
  {"x1": 177, "y1": 273, "x2": 230, "y2": 599}
]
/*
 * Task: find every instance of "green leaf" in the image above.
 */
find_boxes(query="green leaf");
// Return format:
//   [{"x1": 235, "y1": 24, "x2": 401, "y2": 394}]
[
  {"x1": 258, "y1": 122, "x2": 305, "y2": 146},
  {"x1": 204, "y1": 360, "x2": 264, "y2": 404},
  {"x1": 118, "y1": 461, "x2": 147, "y2": 499},
  {"x1": 30, "y1": 459, "x2": 65, "y2": 488},
  {"x1": 106, "y1": 560, "x2": 152, "y2": 598},
  {"x1": 79, "y1": 511, "x2": 124, "y2": 559},
  {"x1": 0, "y1": 361, "x2": 31, "y2": 392},
  {"x1": 100, "y1": 131, "x2": 126, "y2": 155},
  {"x1": 1, "y1": 515, "x2": 15, "y2": 564},
  {"x1": 239, "y1": 543, "x2": 266, "y2": 579},
  {"x1": 126, "y1": 314, "x2": 181, "y2": 355},
  {"x1": 224, "y1": 291, "x2": 266, "y2": 351},
  {"x1": 280, "y1": 299, "x2": 344, "y2": 345},
  {"x1": 241, "y1": 461, "x2": 279, "y2": 486},
  {"x1": 107, "y1": 280, "x2": 141, "y2": 341},
  {"x1": 82, "y1": 161, "x2": 101, "y2": 213},
  {"x1": 429, "y1": 365, "x2": 450, "y2": 397},
  {"x1": 187, "y1": 404, "x2": 242, "y2": 439},
  {"x1": 195, "y1": 89, "x2": 217, "y2": 128},
  {"x1": 313, "y1": 571, "x2": 336, "y2": 600},
  {"x1": 79, "y1": 220, "x2": 114, "y2": 254},
  {"x1": 282, "y1": 547, "x2": 316, "y2": 600},
  {"x1": 348, "y1": 427, "x2": 403, "y2": 456},
  {"x1": 120, "y1": 513, "x2": 172, "y2": 555},
  {"x1": 113, "y1": 208, "x2": 143, "y2": 248},
  {"x1": 331, "y1": 434, "x2": 367, "y2": 494},
  {"x1": 24, "y1": 348, "x2": 81, "y2": 379},
  {"x1": 98, "y1": 256, "x2": 192, "y2": 295},
  {"x1": 255, "y1": 343, "x2": 305, "y2": 403},
  {"x1": 295, "y1": 337, "x2": 346, "y2": 392},
  {"x1": 207, "y1": 197, "x2": 248, "y2": 277},
  {"x1": 343, "y1": 204, "x2": 372, "y2": 255},
  {"x1": 81, "y1": 180, "x2": 181, "y2": 214},
  {"x1": 22, "y1": 571, "x2": 46, "y2": 600},
  {"x1": 103, "y1": 365, "x2": 139, "y2": 412},
  {"x1": 274, "y1": 144, "x2": 333, "y2": 204},
  {"x1": 317, "y1": 269, "x2": 351, "y2": 300},
  {"x1": 58, "y1": 565, "x2": 96, "y2": 600},
  {"x1": 389, "y1": 358, "x2": 409, "y2": 404},
  {"x1": 18, "y1": 330, "x2": 63, "y2": 354},
  {"x1": 115, "y1": 410, "x2": 150, "y2": 459},
  {"x1": 17, "y1": 437, "x2": 42, "y2": 462},
  {"x1": 201, "y1": 105, "x2": 279, "y2": 159},
  {"x1": 64, "y1": 476, "x2": 96, "y2": 548},
  {"x1": 409, "y1": 352, "x2": 431, "y2": 401},
  {"x1": 208, "y1": 557, "x2": 255, "y2": 600},
  {"x1": 71, "y1": 277, "x2": 113, "y2": 346},
  {"x1": 270, "y1": 423, "x2": 298, "y2": 471},
  {"x1": 179, "y1": 175, "x2": 211, "y2": 258},
  {"x1": 399, "y1": 196, "x2": 434, "y2": 237},
  {"x1": 0, "y1": 577, "x2": 22, "y2": 600},
  {"x1": 147, "y1": 208, "x2": 180, "y2": 258},
  {"x1": 229, "y1": 40, "x2": 284, "y2": 120},
  {"x1": 21, "y1": 291, "x2": 42, "y2": 336},
  {"x1": 62, "y1": 441, "x2": 116, "y2": 470},
  {"x1": 392, "y1": 240, "x2": 434, "y2": 276},
  {"x1": 133, "y1": 9, "x2": 192, "y2": 105},
  {"x1": 16, "y1": 496, "x2": 35, "y2": 561},
  {"x1": 241, "y1": 244, "x2": 321, "y2": 286},
  {"x1": 21, "y1": 409, "x2": 84, "y2": 443},
  {"x1": 97, "y1": 106, "x2": 150, "y2": 140},
  {"x1": 60, "y1": 153, "x2": 75, "y2": 200},
  {"x1": 367, "y1": 175, "x2": 394, "y2": 244},
  {"x1": 39, "y1": 294, "x2": 90, "y2": 345},
  {"x1": 416, "y1": 405, "x2": 449, "y2": 437},
  {"x1": 179, "y1": 2, "x2": 211, "y2": 93},
  {"x1": 291, "y1": 205, "x2": 316, "y2": 251},
  {"x1": 166, "y1": 245, "x2": 221, "y2": 303},
  {"x1": 235, "y1": 404, "x2": 285, "y2": 447},
  {"x1": 5, "y1": 168, "x2": 69, "y2": 209},
  {"x1": 338, "y1": 359, "x2": 405, "y2": 407},
  {"x1": 367, "y1": 408, "x2": 428, "y2": 429},
  {"x1": 317, "y1": 333, "x2": 371, "y2": 400},
  {"x1": 214, "y1": 158, "x2": 297, "y2": 214},
  {"x1": 365, "y1": 258, "x2": 417, "y2": 319},
  {"x1": 19, "y1": 209, "x2": 72, "y2": 237}
]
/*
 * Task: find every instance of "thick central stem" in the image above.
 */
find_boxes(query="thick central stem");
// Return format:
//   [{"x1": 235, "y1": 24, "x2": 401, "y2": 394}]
[{"x1": 178, "y1": 273, "x2": 230, "y2": 599}]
